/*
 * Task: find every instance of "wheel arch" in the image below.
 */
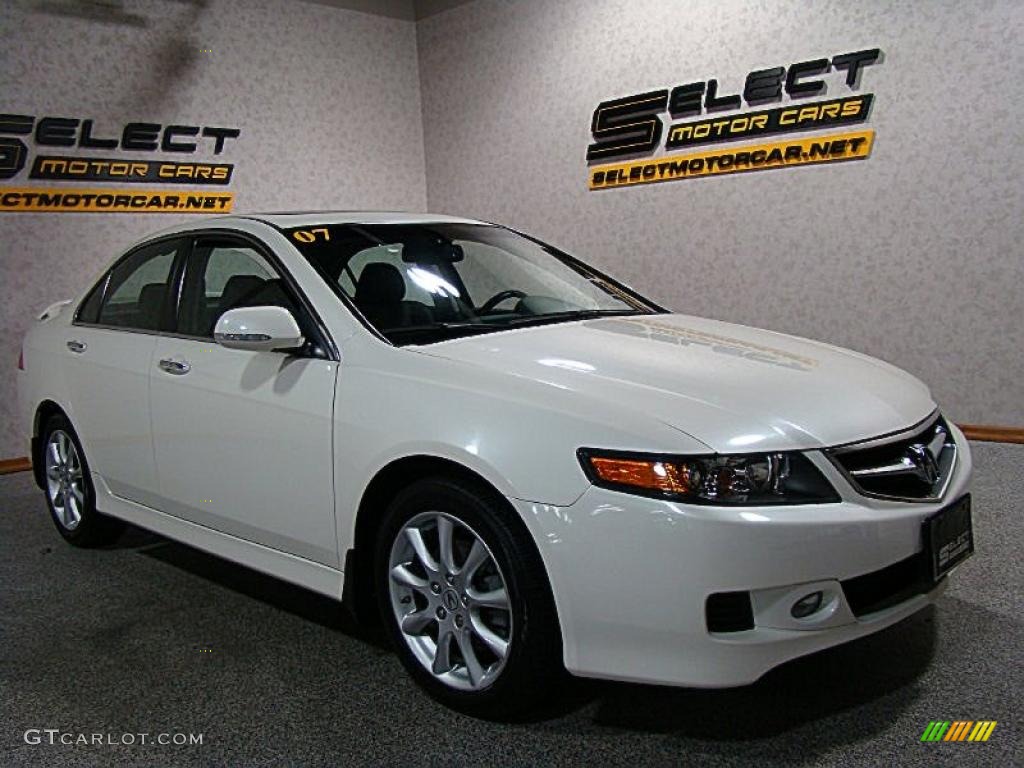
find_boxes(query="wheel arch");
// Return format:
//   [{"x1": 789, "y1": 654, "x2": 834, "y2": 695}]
[
  {"x1": 31, "y1": 399, "x2": 69, "y2": 489},
  {"x1": 343, "y1": 454, "x2": 560, "y2": 639}
]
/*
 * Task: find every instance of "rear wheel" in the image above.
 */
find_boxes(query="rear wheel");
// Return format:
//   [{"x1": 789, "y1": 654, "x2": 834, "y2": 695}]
[
  {"x1": 376, "y1": 477, "x2": 562, "y2": 719},
  {"x1": 41, "y1": 414, "x2": 123, "y2": 546}
]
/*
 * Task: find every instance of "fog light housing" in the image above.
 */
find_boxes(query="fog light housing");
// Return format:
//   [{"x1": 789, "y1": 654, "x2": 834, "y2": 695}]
[{"x1": 791, "y1": 591, "x2": 824, "y2": 619}]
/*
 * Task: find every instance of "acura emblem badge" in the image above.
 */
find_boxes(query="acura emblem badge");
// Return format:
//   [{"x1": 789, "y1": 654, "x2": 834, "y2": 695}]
[{"x1": 908, "y1": 443, "x2": 939, "y2": 485}]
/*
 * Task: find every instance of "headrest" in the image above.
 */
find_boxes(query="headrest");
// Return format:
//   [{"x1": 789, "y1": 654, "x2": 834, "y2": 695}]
[
  {"x1": 355, "y1": 262, "x2": 406, "y2": 305},
  {"x1": 137, "y1": 283, "x2": 166, "y2": 328},
  {"x1": 138, "y1": 282, "x2": 165, "y2": 308},
  {"x1": 219, "y1": 274, "x2": 266, "y2": 313}
]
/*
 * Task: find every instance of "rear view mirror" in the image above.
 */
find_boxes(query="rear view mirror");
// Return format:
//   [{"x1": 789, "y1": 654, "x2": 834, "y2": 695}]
[
  {"x1": 214, "y1": 306, "x2": 305, "y2": 352},
  {"x1": 402, "y1": 241, "x2": 464, "y2": 263}
]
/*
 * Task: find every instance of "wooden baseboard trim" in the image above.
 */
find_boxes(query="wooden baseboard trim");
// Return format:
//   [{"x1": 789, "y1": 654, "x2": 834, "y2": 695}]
[
  {"x1": 958, "y1": 425, "x2": 1024, "y2": 444},
  {"x1": 0, "y1": 422, "x2": 1020, "y2": 476},
  {"x1": 0, "y1": 457, "x2": 32, "y2": 475}
]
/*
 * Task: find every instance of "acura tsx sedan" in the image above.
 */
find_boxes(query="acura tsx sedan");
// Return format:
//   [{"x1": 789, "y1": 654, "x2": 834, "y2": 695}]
[{"x1": 17, "y1": 212, "x2": 974, "y2": 718}]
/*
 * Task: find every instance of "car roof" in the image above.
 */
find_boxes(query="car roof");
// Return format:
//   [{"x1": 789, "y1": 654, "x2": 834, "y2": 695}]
[
  {"x1": 247, "y1": 211, "x2": 490, "y2": 227},
  {"x1": 127, "y1": 211, "x2": 493, "y2": 251},
  {"x1": 173, "y1": 210, "x2": 486, "y2": 230}
]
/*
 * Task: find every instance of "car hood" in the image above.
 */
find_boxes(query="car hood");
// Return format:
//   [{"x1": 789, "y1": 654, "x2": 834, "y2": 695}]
[{"x1": 414, "y1": 314, "x2": 936, "y2": 453}]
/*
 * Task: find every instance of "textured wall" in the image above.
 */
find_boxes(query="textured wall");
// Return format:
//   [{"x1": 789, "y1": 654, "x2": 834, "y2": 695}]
[
  {"x1": 3, "y1": 0, "x2": 1023, "y2": 461},
  {"x1": 418, "y1": 0, "x2": 1024, "y2": 427},
  {"x1": 0, "y1": 0, "x2": 427, "y2": 458}
]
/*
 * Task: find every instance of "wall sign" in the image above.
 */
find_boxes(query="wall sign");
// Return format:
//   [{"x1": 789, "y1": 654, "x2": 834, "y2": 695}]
[
  {"x1": 0, "y1": 113, "x2": 240, "y2": 213},
  {"x1": 587, "y1": 48, "x2": 880, "y2": 190}
]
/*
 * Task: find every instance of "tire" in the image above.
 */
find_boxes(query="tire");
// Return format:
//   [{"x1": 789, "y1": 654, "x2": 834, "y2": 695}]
[
  {"x1": 375, "y1": 476, "x2": 563, "y2": 719},
  {"x1": 40, "y1": 414, "x2": 123, "y2": 547}
]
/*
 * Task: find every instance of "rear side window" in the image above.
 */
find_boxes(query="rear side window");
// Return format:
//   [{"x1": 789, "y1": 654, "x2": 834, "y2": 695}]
[
  {"x1": 77, "y1": 278, "x2": 106, "y2": 324},
  {"x1": 95, "y1": 240, "x2": 181, "y2": 331}
]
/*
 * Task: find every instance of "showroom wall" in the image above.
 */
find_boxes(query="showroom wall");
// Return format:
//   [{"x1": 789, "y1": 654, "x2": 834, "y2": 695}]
[
  {"x1": 0, "y1": 0, "x2": 427, "y2": 458},
  {"x1": 417, "y1": 0, "x2": 1024, "y2": 427},
  {"x1": 2, "y1": 0, "x2": 1022, "y2": 461}
]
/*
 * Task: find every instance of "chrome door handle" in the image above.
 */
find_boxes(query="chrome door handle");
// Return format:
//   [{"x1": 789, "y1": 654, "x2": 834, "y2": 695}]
[
  {"x1": 66, "y1": 340, "x2": 86, "y2": 353},
  {"x1": 158, "y1": 358, "x2": 191, "y2": 375}
]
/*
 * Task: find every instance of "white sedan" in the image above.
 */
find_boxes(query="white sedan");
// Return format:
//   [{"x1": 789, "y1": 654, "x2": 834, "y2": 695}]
[{"x1": 17, "y1": 212, "x2": 974, "y2": 718}]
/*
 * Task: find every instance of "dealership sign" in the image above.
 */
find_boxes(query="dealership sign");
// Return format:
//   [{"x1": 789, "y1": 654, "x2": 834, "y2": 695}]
[
  {"x1": 587, "y1": 48, "x2": 880, "y2": 189},
  {"x1": 0, "y1": 113, "x2": 240, "y2": 213}
]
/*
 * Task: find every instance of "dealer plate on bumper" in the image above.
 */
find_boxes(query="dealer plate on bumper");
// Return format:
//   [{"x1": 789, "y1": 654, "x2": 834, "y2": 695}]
[{"x1": 925, "y1": 494, "x2": 974, "y2": 581}]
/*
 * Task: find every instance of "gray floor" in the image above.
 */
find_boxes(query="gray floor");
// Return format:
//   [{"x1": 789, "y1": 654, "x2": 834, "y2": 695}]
[{"x1": 1, "y1": 444, "x2": 1021, "y2": 768}]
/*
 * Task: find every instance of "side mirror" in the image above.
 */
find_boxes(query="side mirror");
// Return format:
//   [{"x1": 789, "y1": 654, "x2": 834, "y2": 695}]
[{"x1": 214, "y1": 306, "x2": 305, "y2": 352}]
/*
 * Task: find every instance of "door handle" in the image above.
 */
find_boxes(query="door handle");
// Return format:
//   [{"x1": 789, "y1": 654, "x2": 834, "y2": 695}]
[
  {"x1": 158, "y1": 358, "x2": 191, "y2": 375},
  {"x1": 66, "y1": 340, "x2": 86, "y2": 354}
]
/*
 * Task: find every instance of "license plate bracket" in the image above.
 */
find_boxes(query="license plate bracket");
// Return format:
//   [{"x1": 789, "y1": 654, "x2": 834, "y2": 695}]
[{"x1": 924, "y1": 494, "x2": 974, "y2": 581}]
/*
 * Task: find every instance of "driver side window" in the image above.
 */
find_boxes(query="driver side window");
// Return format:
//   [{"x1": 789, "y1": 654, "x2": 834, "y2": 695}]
[{"x1": 176, "y1": 238, "x2": 303, "y2": 339}]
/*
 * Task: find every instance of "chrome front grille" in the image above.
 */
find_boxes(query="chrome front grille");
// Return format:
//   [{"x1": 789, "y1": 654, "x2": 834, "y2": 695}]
[{"x1": 827, "y1": 413, "x2": 956, "y2": 502}]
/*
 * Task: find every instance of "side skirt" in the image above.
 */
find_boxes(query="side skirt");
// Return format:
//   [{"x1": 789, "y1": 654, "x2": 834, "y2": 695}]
[{"x1": 92, "y1": 474, "x2": 344, "y2": 600}]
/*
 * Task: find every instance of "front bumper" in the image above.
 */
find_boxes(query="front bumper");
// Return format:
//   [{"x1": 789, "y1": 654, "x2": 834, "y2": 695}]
[{"x1": 512, "y1": 424, "x2": 973, "y2": 687}]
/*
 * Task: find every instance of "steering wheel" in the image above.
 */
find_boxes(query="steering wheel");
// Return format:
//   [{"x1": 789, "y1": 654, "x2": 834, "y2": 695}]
[{"x1": 477, "y1": 289, "x2": 527, "y2": 314}]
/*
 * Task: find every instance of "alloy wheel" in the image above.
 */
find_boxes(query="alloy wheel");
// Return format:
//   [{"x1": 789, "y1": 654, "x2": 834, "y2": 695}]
[
  {"x1": 388, "y1": 511, "x2": 513, "y2": 691},
  {"x1": 45, "y1": 430, "x2": 84, "y2": 531}
]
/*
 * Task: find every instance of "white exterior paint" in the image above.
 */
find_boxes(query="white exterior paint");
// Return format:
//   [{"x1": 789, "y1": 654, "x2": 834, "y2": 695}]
[
  {"x1": 513, "y1": 424, "x2": 972, "y2": 686},
  {"x1": 16, "y1": 213, "x2": 973, "y2": 688}
]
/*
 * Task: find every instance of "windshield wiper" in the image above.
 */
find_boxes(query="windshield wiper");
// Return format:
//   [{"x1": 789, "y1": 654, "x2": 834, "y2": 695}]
[
  {"x1": 383, "y1": 321, "x2": 508, "y2": 344},
  {"x1": 500, "y1": 308, "x2": 648, "y2": 327},
  {"x1": 384, "y1": 310, "x2": 649, "y2": 345}
]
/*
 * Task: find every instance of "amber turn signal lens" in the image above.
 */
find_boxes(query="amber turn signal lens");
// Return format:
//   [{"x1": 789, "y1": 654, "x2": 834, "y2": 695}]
[{"x1": 588, "y1": 457, "x2": 692, "y2": 495}]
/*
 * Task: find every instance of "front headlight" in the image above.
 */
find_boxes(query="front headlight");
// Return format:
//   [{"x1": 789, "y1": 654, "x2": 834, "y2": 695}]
[{"x1": 577, "y1": 449, "x2": 839, "y2": 505}]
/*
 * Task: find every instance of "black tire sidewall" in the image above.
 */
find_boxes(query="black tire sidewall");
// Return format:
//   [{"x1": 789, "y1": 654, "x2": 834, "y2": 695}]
[{"x1": 374, "y1": 477, "x2": 561, "y2": 719}]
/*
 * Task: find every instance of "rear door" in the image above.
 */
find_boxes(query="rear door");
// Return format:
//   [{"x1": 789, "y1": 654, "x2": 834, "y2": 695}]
[
  {"x1": 148, "y1": 234, "x2": 340, "y2": 567},
  {"x1": 64, "y1": 237, "x2": 185, "y2": 503}
]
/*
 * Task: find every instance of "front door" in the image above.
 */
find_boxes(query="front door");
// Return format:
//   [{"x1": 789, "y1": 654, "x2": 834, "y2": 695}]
[{"x1": 149, "y1": 235, "x2": 339, "y2": 567}]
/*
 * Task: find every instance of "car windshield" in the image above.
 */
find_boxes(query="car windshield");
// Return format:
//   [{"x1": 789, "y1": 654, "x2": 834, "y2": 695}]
[{"x1": 284, "y1": 222, "x2": 661, "y2": 345}]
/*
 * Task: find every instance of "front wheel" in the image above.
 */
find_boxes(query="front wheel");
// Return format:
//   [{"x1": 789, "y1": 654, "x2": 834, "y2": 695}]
[{"x1": 376, "y1": 477, "x2": 562, "y2": 719}]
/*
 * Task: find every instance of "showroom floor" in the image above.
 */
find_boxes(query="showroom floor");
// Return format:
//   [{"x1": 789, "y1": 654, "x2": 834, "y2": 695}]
[{"x1": 1, "y1": 443, "x2": 1020, "y2": 768}]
